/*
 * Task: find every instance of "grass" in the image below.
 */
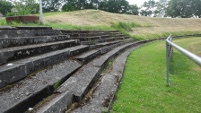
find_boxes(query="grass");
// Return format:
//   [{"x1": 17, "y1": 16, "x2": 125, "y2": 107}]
[
  {"x1": 45, "y1": 22, "x2": 113, "y2": 30},
  {"x1": 1, "y1": 10, "x2": 201, "y2": 40},
  {"x1": 111, "y1": 22, "x2": 142, "y2": 31},
  {"x1": 110, "y1": 37, "x2": 201, "y2": 113}
]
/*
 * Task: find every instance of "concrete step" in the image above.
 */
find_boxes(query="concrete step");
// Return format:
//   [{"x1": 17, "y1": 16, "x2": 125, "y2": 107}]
[
  {"x1": 75, "y1": 35, "x2": 110, "y2": 41},
  {"x1": 16, "y1": 26, "x2": 52, "y2": 30},
  {"x1": 61, "y1": 30, "x2": 115, "y2": 34},
  {"x1": 0, "y1": 60, "x2": 81, "y2": 113},
  {"x1": 0, "y1": 40, "x2": 79, "y2": 65},
  {"x1": 0, "y1": 35, "x2": 71, "y2": 48},
  {"x1": 89, "y1": 38, "x2": 133, "y2": 50},
  {"x1": 74, "y1": 49, "x2": 100, "y2": 64},
  {"x1": 80, "y1": 37, "x2": 115, "y2": 45},
  {"x1": 71, "y1": 46, "x2": 137, "y2": 113},
  {"x1": 64, "y1": 32, "x2": 110, "y2": 38},
  {"x1": 0, "y1": 45, "x2": 89, "y2": 88},
  {"x1": 74, "y1": 39, "x2": 130, "y2": 64},
  {"x1": 32, "y1": 42, "x2": 137, "y2": 113},
  {"x1": 0, "y1": 30, "x2": 62, "y2": 38}
]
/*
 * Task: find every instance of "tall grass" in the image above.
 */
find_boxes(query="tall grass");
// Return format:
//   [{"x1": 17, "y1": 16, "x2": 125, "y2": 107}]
[
  {"x1": 111, "y1": 21, "x2": 141, "y2": 31},
  {"x1": 45, "y1": 23, "x2": 113, "y2": 30}
]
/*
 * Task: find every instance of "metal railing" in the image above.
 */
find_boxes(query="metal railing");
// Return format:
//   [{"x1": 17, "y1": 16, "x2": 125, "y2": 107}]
[{"x1": 166, "y1": 35, "x2": 201, "y2": 86}]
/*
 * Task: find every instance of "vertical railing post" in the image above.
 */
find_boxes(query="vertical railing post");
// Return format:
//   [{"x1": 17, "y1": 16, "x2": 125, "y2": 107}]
[
  {"x1": 166, "y1": 40, "x2": 170, "y2": 86},
  {"x1": 39, "y1": 0, "x2": 44, "y2": 25}
]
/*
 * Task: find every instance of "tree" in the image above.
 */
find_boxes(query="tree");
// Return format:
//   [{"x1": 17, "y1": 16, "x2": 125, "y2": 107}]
[
  {"x1": 107, "y1": 0, "x2": 130, "y2": 14},
  {"x1": 155, "y1": 0, "x2": 169, "y2": 17},
  {"x1": 62, "y1": 0, "x2": 138, "y2": 15},
  {"x1": 191, "y1": 0, "x2": 201, "y2": 18},
  {"x1": 0, "y1": 0, "x2": 13, "y2": 16},
  {"x1": 42, "y1": 0, "x2": 64, "y2": 12},
  {"x1": 140, "y1": 0, "x2": 157, "y2": 16},
  {"x1": 167, "y1": 0, "x2": 193, "y2": 18},
  {"x1": 128, "y1": 5, "x2": 139, "y2": 15},
  {"x1": 6, "y1": 0, "x2": 39, "y2": 16}
]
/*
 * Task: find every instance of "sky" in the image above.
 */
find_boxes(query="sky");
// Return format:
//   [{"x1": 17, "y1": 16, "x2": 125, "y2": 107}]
[{"x1": 127, "y1": 0, "x2": 159, "y2": 6}]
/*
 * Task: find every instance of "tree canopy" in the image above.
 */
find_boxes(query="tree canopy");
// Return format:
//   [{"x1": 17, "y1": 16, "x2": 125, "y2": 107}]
[{"x1": 0, "y1": 0, "x2": 13, "y2": 16}]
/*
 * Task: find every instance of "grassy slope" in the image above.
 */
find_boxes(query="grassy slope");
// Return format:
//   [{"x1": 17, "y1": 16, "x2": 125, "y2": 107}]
[
  {"x1": 110, "y1": 37, "x2": 201, "y2": 113},
  {"x1": 43, "y1": 10, "x2": 201, "y2": 39},
  {"x1": 2, "y1": 10, "x2": 201, "y2": 40}
]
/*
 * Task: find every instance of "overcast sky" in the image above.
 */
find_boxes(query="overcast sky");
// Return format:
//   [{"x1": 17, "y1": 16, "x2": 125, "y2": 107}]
[{"x1": 127, "y1": 0, "x2": 159, "y2": 6}]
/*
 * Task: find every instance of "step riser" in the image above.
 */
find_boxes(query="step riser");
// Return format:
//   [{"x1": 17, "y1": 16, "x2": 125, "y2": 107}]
[
  {"x1": 0, "y1": 35, "x2": 70, "y2": 48},
  {"x1": 0, "y1": 60, "x2": 81, "y2": 113},
  {"x1": 5, "y1": 86, "x2": 54, "y2": 113},
  {"x1": 0, "y1": 46, "x2": 89, "y2": 88},
  {"x1": 0, "y1": 30, "x2": 62, "y2": 38},
  {"x1": 0, "y1": 41, "x2": 79, "y2": 65},
  {"x1": 34, "y1": 42, "x2": 136, "y2": 113}
]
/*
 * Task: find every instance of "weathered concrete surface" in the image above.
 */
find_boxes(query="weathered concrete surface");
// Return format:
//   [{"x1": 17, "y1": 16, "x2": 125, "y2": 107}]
[
  {"x1": 0, "y1": 35, "x2": 71, "y2": 48},
  {"x1": 34, "y1": 91, "x2": 73, "y2": 113},
  {"x1": 16, "y1": 26, "x2": 52, "y2": 30},
  {"x1": 74, "y1": 49, "x2": 100, "y2": 64},
  {"x1": 33, "y1": 41, "x2": 136, "y2": 113},
  {"x1": 0, "y1": 45, "x2": 89, "y2": 88},
  {"x1": 0, "y1": 63, "x2": 26, "y2": 88},
  {"x1": 0, "y1": 60, "x2": 81, "y2": 113},
  {"x1": 0, "y1": 39, "x2": 79, "y2": 64},
  {"x1": 71, "y1": 47, "x2": 137, "y2": 113},
  {"x1": 0, "y1": 30, "x2": 62, "y2": 38}
]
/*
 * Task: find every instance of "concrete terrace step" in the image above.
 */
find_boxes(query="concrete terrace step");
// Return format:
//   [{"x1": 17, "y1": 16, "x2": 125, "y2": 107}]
[
  {"x1": 0, "y1": 45, "x2": 89, "y2": 88},
  {"x1": 74, "y1": 39, "x2": 133, "y2": 64},
  {"x1": 0, "y1": 35, "x2": 71, "y2": 48},
  {"x1": 0, "y1": 30, "x2": 62, "y2": 38},
  {"x1": 0, "y1": 39, "x2": 79, "y2": 65},
  {"x1": 74, "y1": 49, "x2": 100, "y2": 64},
  {"x1": 71, "y1": 46, "x2": 137, "y2": 113},
  {"x1": 16, "y1": 26, "x2": 53, "y2": 30},
  {"x1": 75, "y1": 35, "x2": 110, "y2": 41},
  {"x1": 60, "y1": 30, "x2": 117, "y2": 34},
  {"x1": 63, "y1": 32, "x2": 108, "y2": 36},
  {"x1": 80, "y1": 36, "x2": 124, "y2": 45},
  {"x1": 0, "y1": 60, "x2": 81, "y2": 113},
  {"x1": 32, "y1": 42, "x2": 137, "y2": 113}
]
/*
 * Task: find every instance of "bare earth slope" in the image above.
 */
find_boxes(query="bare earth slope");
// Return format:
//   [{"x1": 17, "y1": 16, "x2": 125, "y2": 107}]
[{"x1": 44, "y1": 9, "x2": 201, "y2": 36}]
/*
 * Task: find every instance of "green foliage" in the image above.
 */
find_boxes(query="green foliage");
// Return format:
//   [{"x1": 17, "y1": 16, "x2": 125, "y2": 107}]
[
  {"x1": 0, "y1": 0, "x2": 13, "y2": 16},
  {"x1": 110, "y1": 38, "x2": 201, "y2": 113},
  {"x1": 62, "y1": 0, "x2": 139, "y2": 15},
  {"x1": 111, "y1": 22, "x2": 141, "y2": 31},
  {"x1": 6, "y1": 0, "x2": 39, "y2": 16},
  {"x1": 42, "y1": 0, "x2": 64, "y2": 12},
  {"x1": 141, "y1": 0, "x2": 157, "y2": 16},
  {"x1": 53, "y1": 80, "x2": 61, "y2": 89},
  {"x1": 167, "y1": 0, "x2": 192, "y2": 18},
  {"x1": 166, "y1": 0, "x2": 201, "y2": 18}
]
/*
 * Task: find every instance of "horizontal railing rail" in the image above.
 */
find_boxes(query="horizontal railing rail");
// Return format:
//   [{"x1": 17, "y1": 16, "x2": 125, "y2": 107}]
[{"x1": 166, "y1": 35, "x2": 201, "y2": 86}]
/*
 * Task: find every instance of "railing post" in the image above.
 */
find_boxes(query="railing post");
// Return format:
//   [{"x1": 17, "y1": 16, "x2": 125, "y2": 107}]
[{"x1": 166, "y1": 40, "x2": 170, "y2": 86}]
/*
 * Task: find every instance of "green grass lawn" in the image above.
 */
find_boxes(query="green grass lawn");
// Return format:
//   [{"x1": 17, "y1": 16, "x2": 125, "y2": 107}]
[{"x1": 110, "y1": 37, "x2": 201, "y2": 113}]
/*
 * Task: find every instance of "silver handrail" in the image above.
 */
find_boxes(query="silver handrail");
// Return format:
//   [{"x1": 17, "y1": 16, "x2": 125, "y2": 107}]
[{"x1": 166, "y1": 35, "x2": 201, "y2": 86}]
